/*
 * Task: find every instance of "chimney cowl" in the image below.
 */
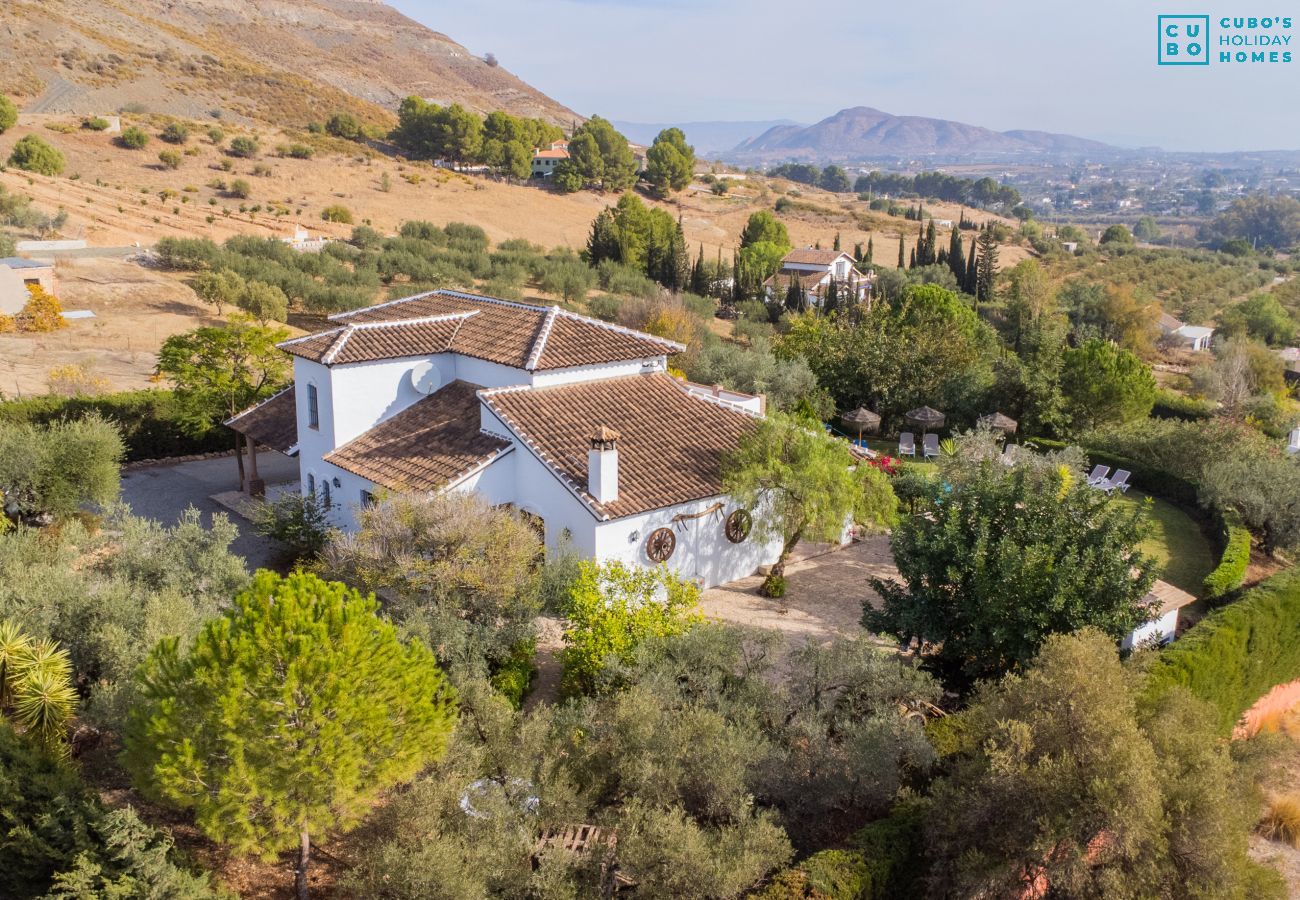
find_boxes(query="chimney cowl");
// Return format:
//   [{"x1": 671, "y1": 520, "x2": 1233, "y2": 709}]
[{"x1": 590, "y1": 424, "x2": 620, "y2": 451}]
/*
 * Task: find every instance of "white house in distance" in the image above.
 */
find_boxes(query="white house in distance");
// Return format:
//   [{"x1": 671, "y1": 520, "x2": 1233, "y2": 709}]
[
  {"x1": 764, "y1": 248, "x2": 872, "y2": 309},
  {"x1": 531, "y1": 140, "x2": 569, "y2": 178},
  {"x1": 227, "y1": 290, "x2": 784, "y2": 588},
  {"x1": 1158, "y1": 312, "x2": 1214, "y2": 352}
]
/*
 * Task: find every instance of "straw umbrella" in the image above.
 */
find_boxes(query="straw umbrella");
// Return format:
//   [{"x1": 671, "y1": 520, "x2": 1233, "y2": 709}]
[
  {"x1": 977, "y1": 412, "x2": 1018, "y2": 435},
  {"x1": 904, "y1": 405, "x2": 946, "y2": 437},
  {"x1": 842, "y1": 407, "x2": 881, "y2": 442}
]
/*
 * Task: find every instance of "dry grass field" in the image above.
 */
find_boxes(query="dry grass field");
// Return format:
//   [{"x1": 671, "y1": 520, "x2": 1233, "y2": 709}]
[{"x1": 0, "y1": 114, "x2": 1033, "y2": 397}]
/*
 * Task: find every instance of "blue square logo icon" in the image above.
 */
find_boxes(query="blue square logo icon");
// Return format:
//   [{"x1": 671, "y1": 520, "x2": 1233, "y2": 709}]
[{"x1": 1159, "y1": 15, "x2": 1211, "y2": 64}]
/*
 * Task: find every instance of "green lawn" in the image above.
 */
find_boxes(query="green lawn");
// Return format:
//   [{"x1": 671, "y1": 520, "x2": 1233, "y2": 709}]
[{"x1": 1110, "y1": 490, "x2": 1215, "y2": 596}]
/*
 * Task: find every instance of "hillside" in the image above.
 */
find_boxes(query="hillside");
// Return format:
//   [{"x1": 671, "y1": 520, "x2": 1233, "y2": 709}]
[
  {"x1": 0, "y1": 0, "x2": 577, "y2": 127},
  {"x1": 728, "y1": 106, "x2": 1116, "y2": 163}
]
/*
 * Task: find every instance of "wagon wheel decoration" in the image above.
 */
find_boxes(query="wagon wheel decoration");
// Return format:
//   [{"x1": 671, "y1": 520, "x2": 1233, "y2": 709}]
[
  {"x1": 645, "y1": 527, "x2": 676, "y2": 563},
  {"x1": 724, "y1": 509, "x2": 752, "y2": 544}
]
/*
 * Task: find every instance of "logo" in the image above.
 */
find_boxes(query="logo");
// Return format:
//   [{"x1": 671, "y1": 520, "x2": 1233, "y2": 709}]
[{"x1": 1159, "y1": 15, "x2": 1210, "y2": 64}]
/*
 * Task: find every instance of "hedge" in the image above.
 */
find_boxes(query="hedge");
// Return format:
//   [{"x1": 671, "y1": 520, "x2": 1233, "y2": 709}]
[
  {"x1": 1203, "y1": 510, "x2": 1251, "y2": 599},
  {"x1": 753, "y1": 802, "x2": 926, "y2": 900},
  {"x1": 1144, "y1": 567, "x2": 1300, "y2": 734},
  {"x1": 1151, "y1": 389, "x2": 1215, "y2": 422},
  {"x1": 0, "y1": 390, "x2": 230, "y2": 462}
]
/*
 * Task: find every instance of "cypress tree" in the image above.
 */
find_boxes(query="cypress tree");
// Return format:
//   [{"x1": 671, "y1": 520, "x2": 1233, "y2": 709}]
[
  {"x1": 916, "y1": 222, "x2": 926, "y2": 265},
  {"x1": 949, "y1": 229, "x2": 966, "y2": 286},
  {"x1": 785, "y1": 275, "x2": 804, "y2": 313},
  {"x1": 732, "y1": 252, "x2": 742, "y2": 303},
  {"x1": 715, "y1": 246, "x2": 724, "y2": 298},
  {"x1": 866, "y1": 237, "x2": 874, "y2": 264},
  {"x1": 823, "y1": 277, "x2": 839, "y2": 315},
  {"x1": 853, "y1": 241, "x2": 863, "y2": 262},
  {"x1": 690, "y1": 244, "x2": 707, "y2": 296},
  {"x1": 909, "y1": 247, "x2": 916, "y2": 269},
  {"x1": 975, "y1": 225, "x2": 999, "y2": 305},
  {"x1": 966, "y1": 240, "x2": 977, "y2": 293},
  {"x1": 924, "y1": 219, "x2": 937, "y2": 266},
  {"x1": 833, "y1": 231, "x2": 841, "y2": 251},
  {"x1": 898, "y1": 237, "x2": 906, "y2": 269}
]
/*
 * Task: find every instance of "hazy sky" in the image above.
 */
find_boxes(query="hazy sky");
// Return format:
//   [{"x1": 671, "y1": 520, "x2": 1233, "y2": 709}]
[{"x1": 387, "y1": 0, "x2": 1300, "y2": 152}]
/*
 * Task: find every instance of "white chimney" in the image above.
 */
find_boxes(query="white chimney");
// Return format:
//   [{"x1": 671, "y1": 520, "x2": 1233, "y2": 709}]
[{"x1": 588, "y1": 425, "x2": 619, "y2": 503}]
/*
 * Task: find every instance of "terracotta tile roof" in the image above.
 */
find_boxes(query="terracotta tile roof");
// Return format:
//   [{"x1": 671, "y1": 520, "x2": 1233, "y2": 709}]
[
  {"x1": 481, "y1": 373, "x2": 758, "y2": 520},
  {"x1": 293, "y1": 290, "x2": 681, "y2": 371},
  {"x1": 224, "y1": 386, "x2": 299, "y2": 455},
  {"x1": 324, "y1": 380, "x2": 510, "y2": 492},
  {"x1": 764, "y1": 270, "x2": 829, "y2": 291},
  {"x1": 783, "y1": 248, "x2": 850, "y2": 266},
  {"x1": 279, "y1": 313, "x2": 472, "y2": 365},
  {"x1": 533, "y1": 149, "x2": 569, "y2": 159}
]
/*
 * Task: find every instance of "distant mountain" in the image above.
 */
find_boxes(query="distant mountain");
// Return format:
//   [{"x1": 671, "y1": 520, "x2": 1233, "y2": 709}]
[
  {"x1": 1, "y1": 0, "x2": 578, "y2": 127},
  {"x1": 613, "y1": 120, "x2": 805, "y2": 158},
  {"x1": 728, "y1": 107, "x2": 1117, "y2": 163}
]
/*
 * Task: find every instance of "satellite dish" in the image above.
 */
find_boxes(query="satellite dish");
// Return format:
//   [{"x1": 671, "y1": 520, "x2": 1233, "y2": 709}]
[{"x1": 410, "y1": 360, "x2": 441, "y2": 395}]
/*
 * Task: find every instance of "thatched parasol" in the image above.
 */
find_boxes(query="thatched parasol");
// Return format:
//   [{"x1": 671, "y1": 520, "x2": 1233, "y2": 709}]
[
  {"x1": 977, "y1": 411, "x2": 1018, "y2": 434},
  {"x1": 841, "y1": 407, "x2": 881, "y2": 441},
  {"x1": 904, "y1": 406, "x2": 946, "y2": 434}
]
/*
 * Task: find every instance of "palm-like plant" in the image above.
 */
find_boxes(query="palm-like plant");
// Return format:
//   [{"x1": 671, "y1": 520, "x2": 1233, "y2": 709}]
[{"x1": 0, "y1": 620, "x2": 77, "y2": 755}]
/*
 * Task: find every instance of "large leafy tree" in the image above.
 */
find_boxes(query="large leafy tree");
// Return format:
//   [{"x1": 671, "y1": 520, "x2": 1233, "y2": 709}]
[
  {"x1": 125, "y1": 571, "x2": 458, "y2": 899},
  {"x1": 645, "y1": 127, "x2": 695, "y2": 197},
  {"x1": 739, "y1": 210, "x2": 791, "y2": 250},
  {"x1": 777, "y1": 283, "x2": 1000, "y2": 428},
  {"x1": 724, "y1": 413, "x2": 897, "y2": 596},
  {"x1": 156, "y1": 318, "x2": 290, "y2": 487},
  {"x1": 1060, "y1": 338, "x2": 1157, "y2": 432},
  {"x1": 1202, "y1": 193, "x2": 1300, "y2": 251},
  {"x1": 865, "y1": 444, "x2": 1154, "y2": 687},
  {"x1": 926, "y1": 630, "x2": 1282, "y2": 899}
]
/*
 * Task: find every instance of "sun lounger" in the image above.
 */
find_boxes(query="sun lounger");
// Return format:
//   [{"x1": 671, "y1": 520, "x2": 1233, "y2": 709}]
[
  {"x1": 898, "y1": 432, "x2": 915, "y2": 457},
  {"x1": 922, "y1": 433, "x2": 940, "y2": 459},
  {"x1": 1086, "y1": 465, "x2": 1110, "y2": 486},
  {"x1": 1100, "y1": 469, "x2": 1131, "y2": 493}
]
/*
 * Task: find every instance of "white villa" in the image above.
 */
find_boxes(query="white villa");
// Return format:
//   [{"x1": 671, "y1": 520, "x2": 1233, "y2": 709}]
[
  {"x1": 227, "y1": 290, "x2": 783, "y2": 588},
  {"x1": 764, "y1": 248, "x2": 872, "y2": 309},
  {"x1": 531, "y1": 140, "x2": 570, "y2": 178},
  {"x1": 1158, "y1": 312, "x2": 1214, "y2": 352}
]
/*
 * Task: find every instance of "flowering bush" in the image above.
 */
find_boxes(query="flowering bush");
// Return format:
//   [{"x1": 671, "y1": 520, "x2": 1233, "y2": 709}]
[{"x1": 865, "y1": 454, "x2": 901, "y2": 476}]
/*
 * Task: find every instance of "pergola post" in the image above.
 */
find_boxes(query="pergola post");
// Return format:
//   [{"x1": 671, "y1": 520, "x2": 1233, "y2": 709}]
[{"x1": 247, "y1": 438, "x2": 265, "y2": 498}]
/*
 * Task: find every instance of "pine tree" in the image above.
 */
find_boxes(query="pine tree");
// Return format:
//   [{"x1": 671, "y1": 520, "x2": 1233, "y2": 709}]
[
  {"x1": 124, "y1": 571, "x2": 457, "y2": 900},
  {"x1": 866, "y1": 237, "x2": 874, "y2": 264}
]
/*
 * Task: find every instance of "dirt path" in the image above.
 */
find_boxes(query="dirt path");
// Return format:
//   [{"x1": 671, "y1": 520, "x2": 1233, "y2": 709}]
[{"x1": 524, "y1": 615, "x2": 565, "y2": 713}]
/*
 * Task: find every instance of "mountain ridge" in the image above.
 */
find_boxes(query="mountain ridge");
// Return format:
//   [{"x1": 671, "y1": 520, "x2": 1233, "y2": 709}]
[
  {"x1": 0, "y1": 0, "x2": 578, "y2": 127},
  {"x1": 727, "y1": 106, "x2": 1117, "y2": 162}
]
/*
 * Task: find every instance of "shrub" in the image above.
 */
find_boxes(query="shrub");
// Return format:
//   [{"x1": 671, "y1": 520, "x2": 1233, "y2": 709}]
[
  {"x1": 206, "y1": 125, "x2": 224, "y2": 144},
  {"x1": 0, "y1": 96, "x2": 16, "y2": 134},
  {"x1": 17, "y1": 285, "x2": 66, "y2": 332},
  {"x1": 227, "y1": 135, "x2": 258, "y2": 158},
  {"x1": 7, "y1": 135, "x2": 65, "y2": 175},
  {"x1": 81, "y1": 116, "x2": 110, "y2": 131},
  {"x1": 117, "y1": 126, "x2": 149, "y2": 149},
  {"x1": 764, "y1": 574, "x2": 788, "y2": 598},
  {"x1": 284, "y1": 143, "x2": 313, "y2": 159},
  {"x1": 559, "y1": 561, "x2": 703, "y2": 697},
  {"x1": 1261, "y1": 795, "x2": 1300, "y2": 847},
  {"x1": 489, "y1": 639, "x2": 537, "y2": 709},
  {"x1": 251, "y1": 490, "x2": 331, "y2": 562},
  {"x1": 159, "y1": 121, "x2": 189, "y2": 144},
  {"x1": 1144, "y1": 567, "x2": 1300, "y2": 733},
  {"x1": 227, "y1": 178, "x2": 251, "y2": 199},
  {"x1": 325, "y1": 112, "x2": 363, "y2": 140},
  {"x1": 321, "y1": 204, "x2": 353, "y2": 224},
  {"x1": 157, "y1": 149, "x2": 181, "y2": 169},
  {"x1": 1203, "y1": 513, "x2": 1251, "y2": 599},
  {"x1": 1151, "y1": 389, "x2": 1215, "y2": 421},
  {"x1": 0, "y1": 415, "x2": 124, "y2": 521}
]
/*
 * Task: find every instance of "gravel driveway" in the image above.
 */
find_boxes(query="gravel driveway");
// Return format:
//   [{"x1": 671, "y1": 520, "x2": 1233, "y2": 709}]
[{"x1": 119, "y1": 452, "x2": 300, "y2": 571}]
